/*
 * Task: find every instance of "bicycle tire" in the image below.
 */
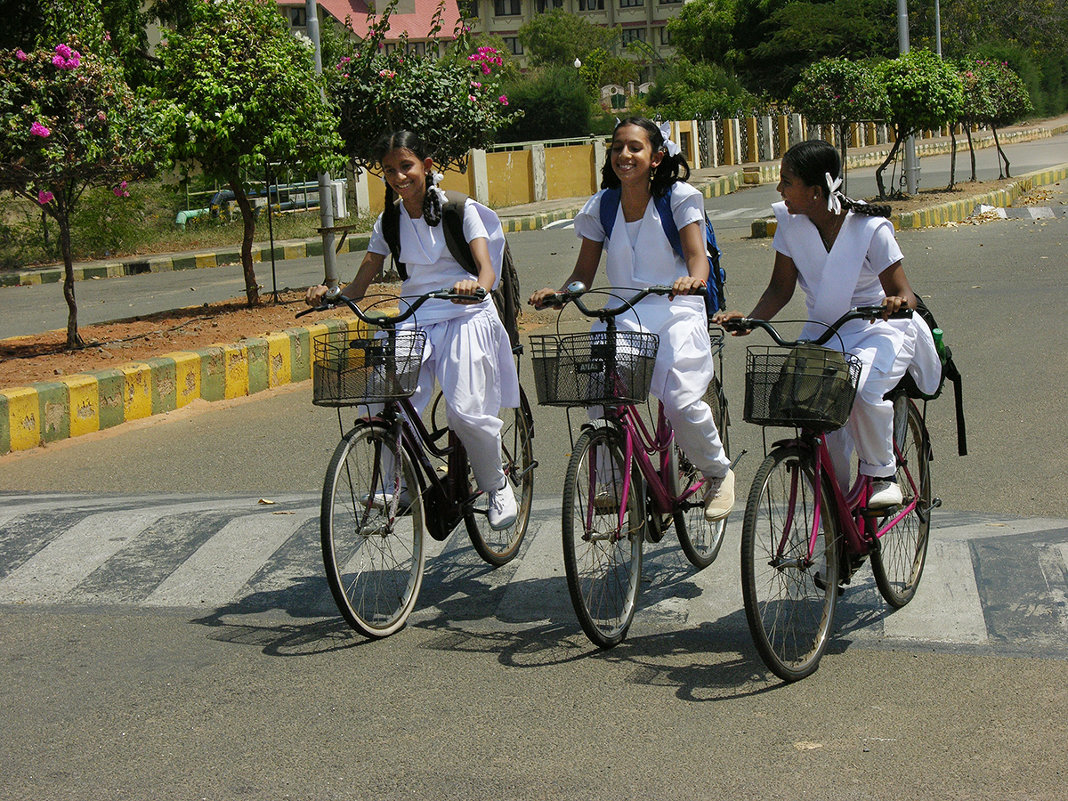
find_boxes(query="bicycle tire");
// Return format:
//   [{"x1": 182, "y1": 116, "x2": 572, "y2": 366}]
[
  {"x1": 741, "y1": 445, "x2": 840, "y2": 682},
  {"x1": 321, "y1": 421, "x2": 425, "y2": 638},
  {"x1": 465, "y1": 387, "x2": 536, "y2": 566},
  {"x1": 675, "y1": 377, "x2": 731, "y2": 569},
  {"x1": 872, "y1": 395, "x2": 932, "y2": 608},
  {"x1": 562, "y1": 425, "x2": 644, "y2": 648}
]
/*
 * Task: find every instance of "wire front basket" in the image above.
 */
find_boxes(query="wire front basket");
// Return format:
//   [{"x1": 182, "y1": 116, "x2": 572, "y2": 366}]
[
  {"x1": 529, "y1": 330, "x2": 659, "y2": 407},
  {"x1": 743, "y1": 344, "x2": 862, "y2": 432},
  {"x1": 312, "y1": 329, "x2": 426, "y2": 407}
]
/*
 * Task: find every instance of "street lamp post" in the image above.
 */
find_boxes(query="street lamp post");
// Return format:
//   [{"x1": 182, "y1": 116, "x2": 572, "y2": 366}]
[
  {"x1": 305, "y1": 0, "x2": 339, "y2": 293},
  {"x1": 898, "y1": 0, "x2": 920, "y2": 194}
]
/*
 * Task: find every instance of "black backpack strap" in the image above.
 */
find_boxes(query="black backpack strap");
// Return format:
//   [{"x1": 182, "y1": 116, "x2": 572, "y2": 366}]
[
  {"x1": 944, "y1": 351, "x2": 967, "y2": 456},
  {"x1": 440, "y1": 190, "x2": 479, "y2": 278},
  {"x1": 381, "y1": 198, "x2": 406, "y2": 280}
]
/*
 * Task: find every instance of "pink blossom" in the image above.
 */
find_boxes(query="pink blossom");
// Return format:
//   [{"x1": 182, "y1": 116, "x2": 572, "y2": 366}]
[
  {"x1": 471, "y1": 81, "x2": 482, "y2": 88},
  {"x1": 112, "y1": 181, "x2": 129, "y2": 198},
  {"x1": 30, "y1": 121, "x2": 50, "y2": 138},
  {"x1": 481, "y1": 64, "x2": 490, "y2": 75},
  {"x1": 104, "y1": 31, "x2": 111, "y2": 42},
  {"x1": 97, "y1": 111, "x2": 107, "y2": 121},
  {"x1": 499, "y1": 95, "x2": 508, "y2": 106},
  {"x1": 16, "y1": 49, "x2": 28, "y2": 61},
  {"x1": 38, "y1": 190, "x2": 54, "y2": 205},
  {"x1": 468, "y1": 94, "x2": 476, "y2": 102},
  {"x1": 55, "y1": 43, "x2": 72, "y2": 59}
]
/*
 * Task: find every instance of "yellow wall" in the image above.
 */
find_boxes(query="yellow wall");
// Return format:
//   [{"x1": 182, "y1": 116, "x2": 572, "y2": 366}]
[
  {"x1": 486, "y1": 150, "x2": 533, "y2": 207},
  {"x1": 546, "y1": 144, "x2": 598, "y2": 199}
]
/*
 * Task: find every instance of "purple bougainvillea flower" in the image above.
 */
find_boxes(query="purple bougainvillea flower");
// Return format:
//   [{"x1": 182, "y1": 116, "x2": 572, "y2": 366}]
[
  {"x1": 38, "y1": 190, "x2": 54, "y2": 205},
  {"x1": 30, "y1": 121, "x2": 51, "y2": 138}
]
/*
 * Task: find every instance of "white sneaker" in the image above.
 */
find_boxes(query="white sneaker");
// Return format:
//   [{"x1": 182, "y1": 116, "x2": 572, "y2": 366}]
[
  {"x1": 703, "y1": 469, "x2": 735, "y2": 521},
  {"x1": 868, "y1": 478, "x2": 903, "y2": 509},
  {"x1": 488, "y1": 481, "x2": 518, "y2": 530}
]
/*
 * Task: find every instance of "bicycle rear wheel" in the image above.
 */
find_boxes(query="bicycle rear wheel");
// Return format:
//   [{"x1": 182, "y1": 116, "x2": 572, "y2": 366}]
[
  {"x1": 562, "y1": 425, "x2": 644, "y2": 648},
  {"x1": 321, "y1": 421, "x2": 425, "y2": 638},
  {"x1": 872, "y1": 395, "x2": 932, "y2": 608},
  {"x1": 465, "y1": 388, "x2": 535, "y2": 566},
  {"x1": 675, "y1": 377, "x2": 731, "y2": 569},
  {"x1": 741, "y1": 445, "x2": 839, "y2": 682}
]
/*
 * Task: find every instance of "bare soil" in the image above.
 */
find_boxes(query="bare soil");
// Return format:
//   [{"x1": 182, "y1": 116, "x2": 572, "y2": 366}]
[{"x1": 0, "y1": 178, "x2": 1033, "y2": 390}]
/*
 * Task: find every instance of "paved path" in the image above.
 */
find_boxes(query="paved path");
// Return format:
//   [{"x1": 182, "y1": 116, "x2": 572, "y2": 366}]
[{"x1": 3, "y1": 491, "x2": 1066, "y2": 660}]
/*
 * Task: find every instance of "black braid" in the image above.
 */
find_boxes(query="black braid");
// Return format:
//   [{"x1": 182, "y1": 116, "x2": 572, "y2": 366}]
[
  {"x1": 422, "y1": 175, "x2": 442, "y2": 226},
  {"x1": 841, "y1": 196, "x2": 891, "y2": 218}
]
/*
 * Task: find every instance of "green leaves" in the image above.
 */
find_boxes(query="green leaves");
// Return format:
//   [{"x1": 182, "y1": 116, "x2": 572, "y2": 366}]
[
  {"x1": 790, "y1": 58, "x2": 888, "y2": 126},
  {"x1": 877, "y1": 49, "x2": 964, "y2": 136}
]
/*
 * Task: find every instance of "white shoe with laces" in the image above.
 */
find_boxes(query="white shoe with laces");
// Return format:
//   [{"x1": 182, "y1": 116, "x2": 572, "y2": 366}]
[
  {"x1": 487, "y1": 481, "x2": 518, "y2": 530},
  {"x1": 703, "y1": 468, "x2": 735, "y2": 521}
]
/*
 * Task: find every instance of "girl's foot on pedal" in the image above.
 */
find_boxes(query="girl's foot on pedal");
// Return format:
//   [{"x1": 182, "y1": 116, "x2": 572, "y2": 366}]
[
  {"x1": 868, "y1": 476, "x2": 903, "y2": 508},
  {"x1": 703, "y1": 469, "x2": 735, "y2": 521}
]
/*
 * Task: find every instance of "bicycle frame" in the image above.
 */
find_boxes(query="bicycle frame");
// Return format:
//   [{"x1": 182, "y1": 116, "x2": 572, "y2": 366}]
[
  {"x1": 589, "y1": 401, "x2": 705, "y2": 535},
  {"x1": 773, "y1": 397, "x2": 924, "y2": 567}
]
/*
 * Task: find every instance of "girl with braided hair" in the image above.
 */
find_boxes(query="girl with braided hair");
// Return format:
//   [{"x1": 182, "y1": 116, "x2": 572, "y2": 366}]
[
  {"x1": 717, "y1": 139, "x2": 941, "y2": 508},
  {"x1": 306, "y1": 130, "x2": 520, "y2": 529}
]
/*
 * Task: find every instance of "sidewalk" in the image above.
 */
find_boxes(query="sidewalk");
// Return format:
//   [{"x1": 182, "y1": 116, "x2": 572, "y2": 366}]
[
  {"x1": 6, "y1": 114, "x2": 1067, "y2": 290},
  {"x1": 2, "y1": 115, "x2": 1067, "y2": 455}
]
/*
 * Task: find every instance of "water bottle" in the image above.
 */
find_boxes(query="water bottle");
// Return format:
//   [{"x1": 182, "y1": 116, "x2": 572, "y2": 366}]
[{"x1": 932, "y1": 328, "x2": 946, "y2": 361}]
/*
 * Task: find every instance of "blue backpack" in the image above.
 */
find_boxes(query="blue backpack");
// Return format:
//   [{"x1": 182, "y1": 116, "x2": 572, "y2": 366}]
[{"x1": 597, "y1": 187, "x2": 726, "y2": 317}]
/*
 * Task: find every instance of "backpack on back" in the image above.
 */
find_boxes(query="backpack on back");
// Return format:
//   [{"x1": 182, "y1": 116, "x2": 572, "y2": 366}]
[
  {"x1": 381, "y1": 190, "x2": 522, "y2": 350},
  {"x1": 597, "y1": 186, "x2": 727, "y2": 317}
]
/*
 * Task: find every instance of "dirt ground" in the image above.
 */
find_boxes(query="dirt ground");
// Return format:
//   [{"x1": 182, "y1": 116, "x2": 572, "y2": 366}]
[{"x1": 0, "y1": 178, "x2": 1038, "y2": 390}]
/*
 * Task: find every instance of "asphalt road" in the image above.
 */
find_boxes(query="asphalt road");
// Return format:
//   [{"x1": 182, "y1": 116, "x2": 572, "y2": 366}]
[{"x1": 1, "y1": 137, "x2": 1067, "y2": 800}]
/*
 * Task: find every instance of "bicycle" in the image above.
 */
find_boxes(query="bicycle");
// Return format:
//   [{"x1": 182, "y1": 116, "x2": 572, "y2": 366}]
[
  {"x1": 530, "y1": 282, "x2": 735, "y2": 648},
  {"x1": 723, "y1": 307, "x2": 937, "y2": 681},
  {"x1": 298, "y1": 289, "x2": 536, "y2": 638}
]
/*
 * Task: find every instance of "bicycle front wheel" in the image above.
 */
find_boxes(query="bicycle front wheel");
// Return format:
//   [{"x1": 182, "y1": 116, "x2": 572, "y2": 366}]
[
  {"x1": 562, "y1": 425, "x2": 644, "y2": 648},
  {"x1": 321, "y1": 422, "x2": 425, "y2": 638},
  {"x1": 672, "y1": 440, "x2": 726, "y2": 569},
  {"x1": 872, "y1": 395, "x2": 932, "y2": 608},
  {"x1": 465, "y1": 388, "x2": 535, "y2": 566},
  {"x1": 741, "y1": 445, "x2": 840, "y2": 682}
]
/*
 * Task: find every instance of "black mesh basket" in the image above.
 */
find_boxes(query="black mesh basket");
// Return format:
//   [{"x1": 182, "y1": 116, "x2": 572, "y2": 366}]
[
  {"x1": 529, "y1": 330, "x2": 659, "y2": 407},
  {"x1": 743, "y1": 344, "x2": 862, "y2": 431},
  {"x1": 312, "y1": 329, "x2": 426, "y2": 407}
]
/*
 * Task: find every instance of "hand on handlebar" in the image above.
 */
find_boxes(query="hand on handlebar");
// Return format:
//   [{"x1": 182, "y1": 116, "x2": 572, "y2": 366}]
[
  {"x1": 528, "y1": 286, "x2": 570, "y2": 310},
  {"x1": 713, "y1": 310, "x2": 752, "y2": 336},
  {"x1": 669, "y1": 275, "x2": 707, "y2": 300},
  {"x1": 451, "y1": 279, "x2": 487, "y2": 304},
  {"x1": 877, "y1": 295, "x2": 910, "y2": 322}
]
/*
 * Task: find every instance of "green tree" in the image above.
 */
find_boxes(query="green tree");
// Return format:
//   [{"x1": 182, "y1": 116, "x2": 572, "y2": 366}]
[
  {"x1": 497, "y1": 66, "x2": 590, "y2": 142},
  {"x1": 666, "y1": 0, "x2": 739, "y2": 67},
  {"x1": 0, "y1": 38, "x2": 163, "y2": 347},
  {"x1": 641, "y1": 57, "x2": 760, "y2": 121},
  {"x1": 333, "y1": 1, "x2": 519, "y2": 171},
  {"x1": 744, "y1": 0, "x2": 895, "y2": 99},
  {"x1": 959, "y1": 58, "x2": 1033, "y2": 179},
  {"x1": 789, "y1": 57, "x2": 888, "y2": 193},
  {"x1": 155, "y1": 0, "x2": 343, "y2": 305},
  {"x1": 874, "y1": 50, "x2": 964, "y2": 198},
  {"x1": 517, "y1": 8, "x2": 619, "y2": 68}
]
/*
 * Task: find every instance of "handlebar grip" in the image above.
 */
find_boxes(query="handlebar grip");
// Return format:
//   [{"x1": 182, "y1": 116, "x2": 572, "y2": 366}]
[{"x1": 721, "y1": 317, "x2": 753, "y2": 332}]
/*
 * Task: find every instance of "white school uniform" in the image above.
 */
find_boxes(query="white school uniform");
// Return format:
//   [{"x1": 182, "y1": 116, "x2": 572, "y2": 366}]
[
  {"x1": 366, "y1": 197, "x2": 520, "y2": 491},
  {"x1": 771, "y1": 201, "x2": 941, "y2": 483},
  {"x1": 574, "y1": 182, "x2": 730, "y2": 479}
]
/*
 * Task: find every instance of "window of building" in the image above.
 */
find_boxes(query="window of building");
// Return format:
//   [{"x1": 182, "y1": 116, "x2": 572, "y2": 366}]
[
  {"x1": 579, "y1": 0, "x2": 605, "y2": 8},
  {"x1": 494, "y1": 0, "x2": 522, "y2": 15},
  {"x1": 536, "y1": 0, "x2": 563, "y2": 10},
  {"x1": 621, "y1": 27, "x2": 647, "y2": 44},
  {"x1": 383, "y1": 42, "x2": 398, "y2": 55},
  {"x1": 619, "y1": 0, "x2": 644, "y2": 8},
  {"x1": 658, "y1": 26, "x2": 672, "y2": 45},
  {"x1": 409, "y1": 41, "x2": 427, "y2": 56},
  {"x1": 459, "y1": 0, "x2": 479, "y2": 16},
  {"x1": 658, "y1": 0, "x2": 682, "y2": 4},
  {"x1": 285, "y1": 7, "x2": 307, "y2": 26},
  {"x1": 503, "y1": 36, "x2": 523, "y2": 55}
]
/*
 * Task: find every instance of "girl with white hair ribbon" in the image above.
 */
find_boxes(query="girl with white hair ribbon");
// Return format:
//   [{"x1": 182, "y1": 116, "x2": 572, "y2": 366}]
[
  {"x1": 716, "y1": 139, "x2": 941, "y2": 510},
  {"x1": 306, "y1": 130, "x2": 521, "y2": 530},
  {"x1": 529, "y1": 117, "x2": 734, "y2": 521}
]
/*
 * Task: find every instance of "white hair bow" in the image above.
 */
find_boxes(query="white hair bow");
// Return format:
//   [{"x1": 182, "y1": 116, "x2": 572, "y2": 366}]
[
  {"x1": 658, "y1": 121, "x2": 681, "y2": 157},
  {"x1": 825, "y1": 172, "x2": 843, "y2": 214},
  {"x1": 429, "y1": 171, "x2": 447, "y2": 203}
]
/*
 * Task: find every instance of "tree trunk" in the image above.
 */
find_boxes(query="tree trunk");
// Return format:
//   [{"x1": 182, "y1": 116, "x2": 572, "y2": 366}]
[
  {"x1": 966, "y1": 127, "x2": 977, "y2": 182},
  {"x1": 993, "y1": 126, "x2": 1010, "y2": 178},
  {"x1": 875, "y1": 130, "x2": 905, "y2": 200},
  {"x1": 57, "y1": 205, "x2": 84, "y2": 349},
  {"x1": 947, "y1": 130, "x2": 957, "y2": 190},
  {"x1": 229, "y1": 177, "x2": 260, "y2": 305}
]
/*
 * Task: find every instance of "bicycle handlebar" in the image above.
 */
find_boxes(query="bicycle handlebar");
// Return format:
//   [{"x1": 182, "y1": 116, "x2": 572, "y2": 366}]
[
  {"x1": 722, "y1": 305, "x2": 913, "y2": 347},
  {"x1": 296, "y1": 287, "x2": 488, "y2": 327},
  {"x1": 535, "y1": 281, "x2": 676, "y2": 321}
]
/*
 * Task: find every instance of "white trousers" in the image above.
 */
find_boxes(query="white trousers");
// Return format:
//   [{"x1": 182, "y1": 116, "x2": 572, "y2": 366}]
[
  {"x1": 407, "y1": 305, "x2": 519, "y2": 492},
  {"x1": 826, "y1": 327, "x2": 918, "y2": 487}
]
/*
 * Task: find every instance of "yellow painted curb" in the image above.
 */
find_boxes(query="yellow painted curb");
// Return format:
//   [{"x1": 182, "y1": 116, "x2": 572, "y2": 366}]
[{"x1": 61, "y1": 374, "x2": 101, "y2": 438}]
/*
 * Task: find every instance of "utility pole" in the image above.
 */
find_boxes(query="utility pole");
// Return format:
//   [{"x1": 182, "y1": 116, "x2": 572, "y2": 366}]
[
  {"x1": 897, "y1": 0, "x2": 919, "y2": 194},
  {"x1": 306, "y1": 0, "x2": 339, "y2": 293}
]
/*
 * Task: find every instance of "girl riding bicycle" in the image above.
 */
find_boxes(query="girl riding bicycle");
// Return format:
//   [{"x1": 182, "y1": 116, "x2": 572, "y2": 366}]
[
  {"x1": 529, "y1": 117, "x2": 733, "y2": 520},
  {"x1": 306, "y1": 130, "x2": 520, "y2": 529},
  {"x1": 716, "y1": 139, "x2": 941, "y2": 507}
]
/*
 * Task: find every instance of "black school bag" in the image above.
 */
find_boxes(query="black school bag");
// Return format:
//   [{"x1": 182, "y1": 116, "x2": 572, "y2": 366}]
[
  {"x1": 381, "y1": 190, "x2": 522, "y2": 350},
  {"x1": 901, "y1": 296, "x2": 967, "y2": 456}
]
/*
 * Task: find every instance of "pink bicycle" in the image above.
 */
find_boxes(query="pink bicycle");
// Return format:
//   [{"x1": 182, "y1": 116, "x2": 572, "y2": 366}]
[
  {"x1": 531, "y1": 282, "x2": 734, "y2": 648},
  {"x1": 724, "y1": 307, "x2": 937, "y2": 681}
]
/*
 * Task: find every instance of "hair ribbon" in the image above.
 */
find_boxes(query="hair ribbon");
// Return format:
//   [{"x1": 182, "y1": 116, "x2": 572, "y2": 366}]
[
  {"x1": 825, "y1": 172, "x2": 843, "y2": 214},
  {"x1": 658, "y1": 121, "x2": 681, "y2": 157}
]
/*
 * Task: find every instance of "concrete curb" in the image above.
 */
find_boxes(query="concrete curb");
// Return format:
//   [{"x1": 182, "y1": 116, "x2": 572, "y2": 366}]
[
  {"x1": 0, "y1": 315, "x2": 370, "y2": 455},
  {"x1": 750, "y1": 160, "x2": 1068, "y2": 240}
]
